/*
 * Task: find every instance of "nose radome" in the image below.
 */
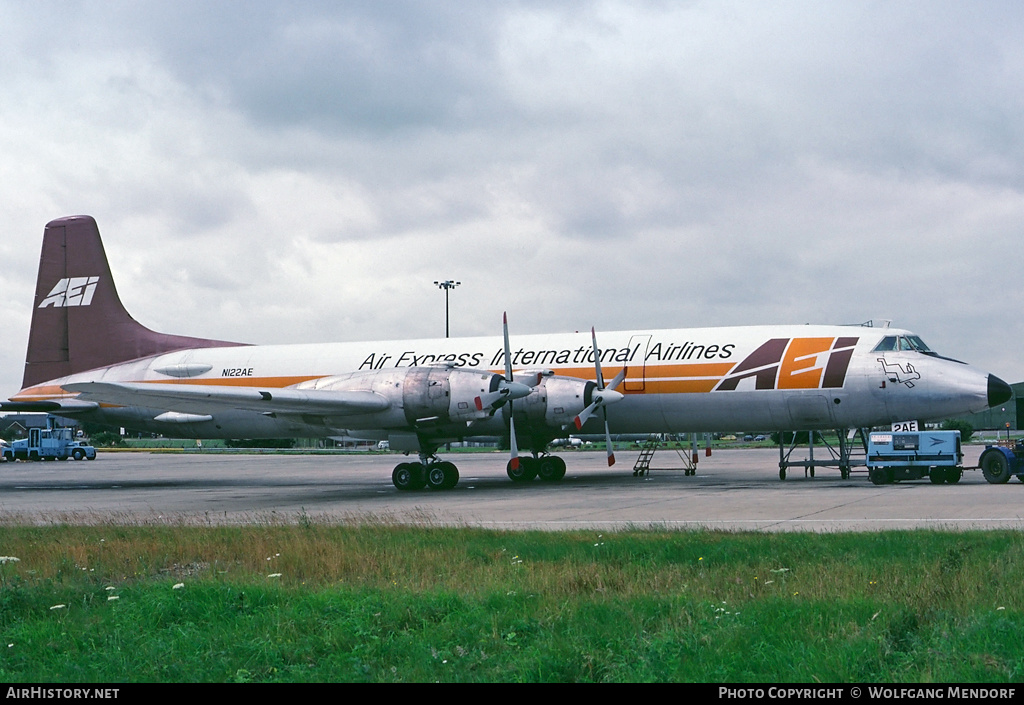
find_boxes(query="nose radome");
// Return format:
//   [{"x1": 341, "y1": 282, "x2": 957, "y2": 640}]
[{"x1": 988, "y1": 375, "x2": 1013, "y2": 408}]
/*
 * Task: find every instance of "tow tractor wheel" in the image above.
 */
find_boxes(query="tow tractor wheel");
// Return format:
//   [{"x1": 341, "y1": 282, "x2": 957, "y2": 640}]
[
  {"x1": 981, "y1": 451, "x2": 1011, "y2": 484},
  {"x1": 869, "y1": 468, "x2": 890, "y2": 486},
  {"x1": 944, "y1": 467, "x2": 962, "y2": 484},
  {"x1": 392, "y1": 462, "x2": 426, "y2": 491},
  {"x1": 426, "y1": 461, "x2": 459, "y2": 490},
  {"x1": 537, "y1": 456, "x2": 566, "y2": 482}
]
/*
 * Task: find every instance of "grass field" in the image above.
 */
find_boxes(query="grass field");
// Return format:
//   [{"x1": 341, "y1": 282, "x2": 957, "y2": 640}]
[{"x1": 1, "y1": 523, "x2": 1022, "y2": 682}]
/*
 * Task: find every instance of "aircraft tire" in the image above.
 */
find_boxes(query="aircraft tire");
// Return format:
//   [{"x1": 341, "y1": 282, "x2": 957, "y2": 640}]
[
  {"x1": 981, "y1": 451, "x2": 1011, "y2": 484},
  {"x1": 392, "y1": 462, "x2": 426, "y2": 491},
  {"x1": 425, "y1": 461, "x2": 459, "y2": 490},
  {"x1": 444, "y1": 462, "x2": 460, "y2": 489},
  {"x1": 425, "y1": 463, "x2": 445, "y2": 490},
  {"x1": 507, "y1": 457, "x2": 538, "y2": 482},
  {"x1": 537, "y1": 456, "x2": 566, "y2": 482},
  {"x1": 779, "y1": 467, "x2": 786, "y2": 481}
]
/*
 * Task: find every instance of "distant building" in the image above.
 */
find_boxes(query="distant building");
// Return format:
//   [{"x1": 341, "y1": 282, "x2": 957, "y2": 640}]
[{"x1": 0, "y1": 413, "x2": 81, "y2": 440}]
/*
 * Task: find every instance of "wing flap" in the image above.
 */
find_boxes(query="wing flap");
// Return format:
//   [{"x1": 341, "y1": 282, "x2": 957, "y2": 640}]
[{"x1": 64, "y1": 382, "x2": 391, "y2": 417}]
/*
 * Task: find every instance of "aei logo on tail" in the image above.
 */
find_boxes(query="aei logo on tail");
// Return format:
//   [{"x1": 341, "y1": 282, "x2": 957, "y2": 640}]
[{"x1": 38, "y1": 277, "x2": 100, "y2": 308}]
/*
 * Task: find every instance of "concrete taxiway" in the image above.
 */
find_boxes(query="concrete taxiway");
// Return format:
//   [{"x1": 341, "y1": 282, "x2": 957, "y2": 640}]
[{"x1": 1, "y1": 447, "x2": 1022, "y2": 531}]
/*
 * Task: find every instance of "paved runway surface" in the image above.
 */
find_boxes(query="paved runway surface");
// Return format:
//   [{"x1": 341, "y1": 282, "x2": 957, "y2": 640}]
[{"x1": 2, "y1": 447, "x2": 1022, "y2": 531}]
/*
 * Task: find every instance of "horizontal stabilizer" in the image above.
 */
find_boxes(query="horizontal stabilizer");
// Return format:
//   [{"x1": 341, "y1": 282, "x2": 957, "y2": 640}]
[
  {"x1": 64, "y1": 382, "x2": 391, "y2": 417},
  {"x1": 0, "y1": 399, "x2": 100, "y2": 413}
]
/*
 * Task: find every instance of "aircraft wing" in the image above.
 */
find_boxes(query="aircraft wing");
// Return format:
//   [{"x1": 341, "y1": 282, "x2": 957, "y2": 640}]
[{"x1": 63, "y1": 382, "x2": 391, "y2": 417}]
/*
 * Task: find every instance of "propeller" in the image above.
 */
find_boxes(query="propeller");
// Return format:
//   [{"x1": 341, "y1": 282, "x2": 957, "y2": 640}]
[
  {"x1": 473, "y1": 376, "x2": 532, "y2": 413},
  {"x1": 473, "y1": 312, "x2": 533, "y2": 418},
  {"x1": 502, "y1": 312, "x2": 521, "y2": 470},
  {"x1": 572, "y1": 327, "x2": 626, "y2": 466}
]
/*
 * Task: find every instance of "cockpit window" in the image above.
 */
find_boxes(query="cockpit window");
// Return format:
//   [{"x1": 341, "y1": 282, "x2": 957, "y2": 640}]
[
  {"x1": 872, "y1": 335, "x2": 935, "y2": 354},
  {"x1": 872, "y1": 336, "x2": 898, "y2": 352},
  {"x1": 906, "y1": 336, "x2": 932, "y2": 352}
]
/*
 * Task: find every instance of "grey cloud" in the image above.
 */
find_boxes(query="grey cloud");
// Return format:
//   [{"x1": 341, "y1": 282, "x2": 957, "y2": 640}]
[{"x1": 3, "y1": 1, "x2": 1024, "y2": 399}]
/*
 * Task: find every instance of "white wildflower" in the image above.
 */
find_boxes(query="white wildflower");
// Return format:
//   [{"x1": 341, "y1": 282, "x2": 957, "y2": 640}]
[{"x1": 0, "y1": 557, "x2": 20, "y2": 564}]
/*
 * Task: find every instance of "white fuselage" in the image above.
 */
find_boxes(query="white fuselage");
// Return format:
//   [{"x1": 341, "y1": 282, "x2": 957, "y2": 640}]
[{"x1": 15, "y1": 324, "x2": 994, "y2": 442}]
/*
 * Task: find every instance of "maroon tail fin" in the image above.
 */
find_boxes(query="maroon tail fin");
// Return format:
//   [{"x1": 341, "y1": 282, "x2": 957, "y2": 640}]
[{"x1": 22, "y1": 216, "x2": 246, "y2": 389}]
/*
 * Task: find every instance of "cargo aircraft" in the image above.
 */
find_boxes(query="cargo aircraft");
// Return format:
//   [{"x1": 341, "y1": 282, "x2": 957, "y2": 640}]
[{"x1": 2, "y1": 216, "x2": 1012, "y2": 490}]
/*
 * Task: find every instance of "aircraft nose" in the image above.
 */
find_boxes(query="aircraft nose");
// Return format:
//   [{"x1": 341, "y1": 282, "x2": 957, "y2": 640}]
[{"x1": 988, "y1": 374, "x2": 1013, "y2": 408}]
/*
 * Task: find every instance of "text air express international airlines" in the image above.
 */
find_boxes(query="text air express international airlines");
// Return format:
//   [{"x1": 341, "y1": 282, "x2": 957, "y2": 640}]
[{"x1": 3, "y1": 216, "x2": 1011, "y2": 490}]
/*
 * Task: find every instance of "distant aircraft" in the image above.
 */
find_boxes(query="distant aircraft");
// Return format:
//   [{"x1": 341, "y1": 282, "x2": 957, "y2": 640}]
[{"x1": 2, "y1": 216, "x2": 1012, "y2": 490}]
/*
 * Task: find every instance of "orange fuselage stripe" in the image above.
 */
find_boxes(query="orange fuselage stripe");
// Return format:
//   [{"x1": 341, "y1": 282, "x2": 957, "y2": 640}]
[{"x1": 13, "y1": 361, "x2": 749, "y2": 403}]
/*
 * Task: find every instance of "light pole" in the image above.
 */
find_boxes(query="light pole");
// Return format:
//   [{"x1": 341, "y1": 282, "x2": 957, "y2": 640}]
[{"x1": 434, "y1": 280, "x2": 460, "y2": 338}]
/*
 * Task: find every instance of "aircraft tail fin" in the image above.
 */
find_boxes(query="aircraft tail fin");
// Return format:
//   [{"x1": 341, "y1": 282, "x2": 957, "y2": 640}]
[{"x1": 22, "y1": 215, "x2": 245, "y2": 389}]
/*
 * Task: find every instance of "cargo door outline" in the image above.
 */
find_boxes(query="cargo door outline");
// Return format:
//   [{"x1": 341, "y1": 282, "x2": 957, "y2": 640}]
[{"x1": 623, "y1": 334, "x2": 651, "y2": 392}]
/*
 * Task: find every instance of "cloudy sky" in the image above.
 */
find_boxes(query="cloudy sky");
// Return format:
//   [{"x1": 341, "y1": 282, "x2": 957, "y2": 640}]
[{"x1": 2, "y1": 0, "x2": 1023, "y2": 399}]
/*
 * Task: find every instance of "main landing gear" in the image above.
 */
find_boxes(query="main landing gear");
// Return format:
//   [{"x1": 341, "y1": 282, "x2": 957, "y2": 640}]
[
  {"x1": 506, "y1": 454, "x2": 567, "y2": 483},
  {"x1": 392, "y1": 457, "x2": 460, "y2": 491},
  {"x1": 393, "y1": 453, "x2": 570, "y2": 490}
]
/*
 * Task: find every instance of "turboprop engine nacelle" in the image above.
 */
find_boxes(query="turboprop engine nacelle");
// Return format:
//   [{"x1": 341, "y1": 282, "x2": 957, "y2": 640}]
[
  {"x1": 515, "y1": 375, "x2": 601, "y2": 429},
  {"x1": 296, "y1": 366, "x2": 509, "y2": 429}
]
